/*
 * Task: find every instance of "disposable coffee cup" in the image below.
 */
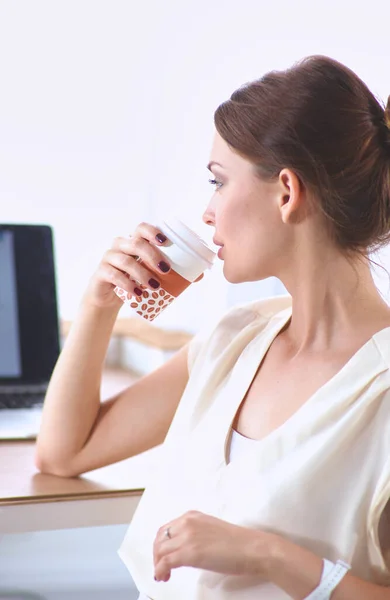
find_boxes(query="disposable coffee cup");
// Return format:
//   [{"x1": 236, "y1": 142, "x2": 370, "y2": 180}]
[{"x1": 114, "y1": 217, "x2": 216, "y2": 321}]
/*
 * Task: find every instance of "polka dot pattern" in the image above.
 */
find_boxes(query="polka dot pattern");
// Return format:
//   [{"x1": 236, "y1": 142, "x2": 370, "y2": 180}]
[{"x1": 114, "y1": 284, "x2": 175, "y2": 321}]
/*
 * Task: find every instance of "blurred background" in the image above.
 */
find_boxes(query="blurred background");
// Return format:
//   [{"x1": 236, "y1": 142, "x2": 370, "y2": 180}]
[
  {"x1": 1, "y1": 0, "x2": 389, "y2": 339},
  {"x1": 0, "y1": 1, "x2": 389, "y2": 598}
]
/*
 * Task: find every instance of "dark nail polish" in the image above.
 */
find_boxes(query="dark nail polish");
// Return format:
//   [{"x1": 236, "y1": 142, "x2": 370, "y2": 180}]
[
  {"x1": 156, "y1": 233, "x2": 167, "y2": 244},
  {"x1": 158, "y1": 260, "x2": 170, "y2": 273},
  {"x1": 134, "y1": 287, "x2": 143, "y2": 296},
  {"x1": 154, "y1": 576, "x2": 157, "y2": 581},
  {"x1": 149, "y1": 278, "x2": 160, "y2": 289}
]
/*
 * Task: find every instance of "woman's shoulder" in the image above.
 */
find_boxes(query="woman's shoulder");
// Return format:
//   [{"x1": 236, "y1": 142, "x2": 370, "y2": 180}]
[
  {"x1": 208, "y1": 293, "x2": 292, "y2": 342},
  {"x1": 224, "y1": 293, "x2": 292, "y2": 322},
  {"x1": 188, "y1": 294, "x2": 292, "y2": 373},
  {"x1": 372, "y1": 324, "x2": 390, "y2": 372}
]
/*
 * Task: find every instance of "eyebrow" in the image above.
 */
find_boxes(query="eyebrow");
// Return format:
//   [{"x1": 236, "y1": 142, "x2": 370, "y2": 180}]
[{"x1": 207, "y1": 161, "x2": 224, "y2": 171}]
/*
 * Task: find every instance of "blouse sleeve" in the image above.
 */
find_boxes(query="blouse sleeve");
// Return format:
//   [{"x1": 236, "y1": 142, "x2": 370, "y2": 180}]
[
  {"x1": 186, "y1": 302, "x2": 259, "y2": 376},
  {"x1": 187, "y1": 322, "x2": 212, "y2": 375},
  {"x1": 367, "y1": 454, "x2": 390, "y2": 585},
  {"x1": 186, "y1": 298, "x2": 280, "y2": 376}
]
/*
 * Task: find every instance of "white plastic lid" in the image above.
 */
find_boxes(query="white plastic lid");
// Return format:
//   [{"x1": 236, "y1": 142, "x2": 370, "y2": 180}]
[{"x1": 157, "y1": 216, "x2": 216, "y2": 270}]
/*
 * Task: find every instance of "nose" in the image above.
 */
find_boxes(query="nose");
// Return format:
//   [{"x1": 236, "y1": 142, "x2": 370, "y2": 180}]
[{"x1": 202, "y1": 205, "x2": 215, "y2": 227}]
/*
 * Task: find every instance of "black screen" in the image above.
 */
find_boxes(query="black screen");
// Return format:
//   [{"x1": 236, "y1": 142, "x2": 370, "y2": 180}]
[{"x1": 0, "y1": 224, "x2": 60, "y2": 385}]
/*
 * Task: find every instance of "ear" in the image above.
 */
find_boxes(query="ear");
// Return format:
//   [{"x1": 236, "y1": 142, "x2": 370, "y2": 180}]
[{"x1": 277, "y1": 168, "x2": 304, "y2": 224}]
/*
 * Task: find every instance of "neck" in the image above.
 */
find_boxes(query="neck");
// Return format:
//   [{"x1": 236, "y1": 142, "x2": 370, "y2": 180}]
[{"x1": 278, "y1": 249, "x2": 390, "y2": 356}]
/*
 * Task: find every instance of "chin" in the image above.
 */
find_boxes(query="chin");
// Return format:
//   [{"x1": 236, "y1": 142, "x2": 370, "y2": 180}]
[
  {"x1": 222, "y1": 264, "x2": 248, "y2": 284},
  {"x1": 223, "y1": 263, "x2": 271, "y2": 284}
]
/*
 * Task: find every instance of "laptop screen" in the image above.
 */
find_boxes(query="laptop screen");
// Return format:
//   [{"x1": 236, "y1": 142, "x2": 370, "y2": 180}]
[{"x1": 0, "y1": 224, "x2": 60, "y2": 386}]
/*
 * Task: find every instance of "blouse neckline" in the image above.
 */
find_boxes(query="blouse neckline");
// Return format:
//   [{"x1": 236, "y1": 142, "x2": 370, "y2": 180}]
[{"x1": 214, "y1": 307, "x2": 390, "y2": 469}]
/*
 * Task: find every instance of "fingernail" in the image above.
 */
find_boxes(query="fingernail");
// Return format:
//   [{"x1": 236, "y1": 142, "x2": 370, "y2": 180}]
[
  {"x1": 158, "y1": 260, "x2": 170, "y2": 273},
  {"x1": 149, "y1": 278, "x2": 160, "y2": 289},
  {"x1": 156, "y1": 233, "x2": 167, "y2": 244},
  {"x1": 154, "y1": 576, "x2": 158, "y2": 581},
  {"x1": 134, "y1": 287, "x2": 143, "y2": 296}
]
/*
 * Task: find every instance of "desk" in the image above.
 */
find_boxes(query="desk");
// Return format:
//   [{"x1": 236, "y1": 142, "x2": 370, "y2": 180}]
[{"x1": 0, "y1": 368, "x2": 162, "y2": 534}]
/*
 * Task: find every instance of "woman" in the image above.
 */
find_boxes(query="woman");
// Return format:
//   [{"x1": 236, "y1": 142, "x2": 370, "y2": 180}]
[{"x1": 36, "y1": 55, "x2": 390, "y2": 599}]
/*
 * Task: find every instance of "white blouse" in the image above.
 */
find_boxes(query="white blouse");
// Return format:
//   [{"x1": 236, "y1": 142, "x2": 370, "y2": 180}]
[
  {"x1": 120, "y1": 294, "x2": 390, "y2": 600},
  {"x1": 136, "y1": 429, "x2": 256, "y2": 600},
  {"x1": 136, "y1": 428, "x2": 390, "y2": 599}
]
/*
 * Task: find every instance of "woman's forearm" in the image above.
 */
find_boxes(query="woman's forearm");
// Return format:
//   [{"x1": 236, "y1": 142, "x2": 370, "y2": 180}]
[
  {"x1": 35, "y1": 298, "x2": 121, "y2": 474},
  {"x1": 258, "y1": 533, "x2": 390, "y2": 599}
]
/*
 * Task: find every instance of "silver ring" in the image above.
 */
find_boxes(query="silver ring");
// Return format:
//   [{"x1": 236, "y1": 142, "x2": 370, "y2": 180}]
[{"x1": 164, "y1": 527, "x2": 171, "y2": 540}]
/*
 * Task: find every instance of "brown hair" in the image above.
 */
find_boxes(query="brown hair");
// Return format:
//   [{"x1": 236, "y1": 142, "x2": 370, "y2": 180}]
[{"x1": 214, "y1": 55, "x2": 390, "y2": 261}]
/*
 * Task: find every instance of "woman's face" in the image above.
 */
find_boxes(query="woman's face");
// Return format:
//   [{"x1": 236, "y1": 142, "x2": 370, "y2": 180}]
[{"x1": 203, "y1": 131, "x2": 291, "y2": 283}]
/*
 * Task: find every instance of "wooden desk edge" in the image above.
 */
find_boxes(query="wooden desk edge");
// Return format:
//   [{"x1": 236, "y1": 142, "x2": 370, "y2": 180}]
[
  {"x1": 0, "y1": 488, "x2": 144, "y2": 506},
  {"x1": 61, "y1": 318, "x2": 193, "y2": 350}
]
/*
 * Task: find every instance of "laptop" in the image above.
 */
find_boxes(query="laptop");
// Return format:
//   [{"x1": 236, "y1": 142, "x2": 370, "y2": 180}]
[{"x1": 0, "y1": 224, "x2": 60, "y2": 439}]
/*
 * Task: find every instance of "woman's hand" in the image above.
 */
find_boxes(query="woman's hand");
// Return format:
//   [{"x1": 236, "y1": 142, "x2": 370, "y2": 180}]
[
  {"x1": 84, "y1": 222, "x2": 204, "y2": 310},
  {"x1": 84, "y1": 222, "x2": 171, "y2": 309},
  {"x1": 153, "y1": 510, "x2": 271, "y2": 583}
]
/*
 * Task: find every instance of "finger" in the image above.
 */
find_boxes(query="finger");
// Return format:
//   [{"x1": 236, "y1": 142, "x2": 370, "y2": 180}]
[
  {"x1": 154, "y1": 541, "x2": 195, "y2": 581},
  {"x1": 153, "y1": 540, "x2": 174, "y2": 582},
  {"x1": 105, "y1": 249, "x2": 163, "y2": 292},
  {"x1": 111, "y1": 237, "x2": 172, "y2": 277},
  {"x1": 132, "y1": 222, "x2": 170, "y2": 247},
  {"x1": 155, "y1": 567, "x2": 171, "y2": 583},
  {"x1": 153, "y1": 522, "x2": 175, "y2": 568},
  {"x1": 99, "y1": 263, "x2": 141, "y2": 296},
  {"x1": 154, "y1": 545, "x2": 183, "y2": 582}
]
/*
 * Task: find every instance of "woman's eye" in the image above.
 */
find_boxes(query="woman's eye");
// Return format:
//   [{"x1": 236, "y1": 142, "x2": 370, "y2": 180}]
[{"x1": 208, "y1": 178, "x2": 223, "y2": 191}]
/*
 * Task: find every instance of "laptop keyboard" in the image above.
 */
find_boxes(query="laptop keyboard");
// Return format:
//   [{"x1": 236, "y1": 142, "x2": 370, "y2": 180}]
[{"x1": 0, "y1": 393, "x2": 45, "y2": 409}]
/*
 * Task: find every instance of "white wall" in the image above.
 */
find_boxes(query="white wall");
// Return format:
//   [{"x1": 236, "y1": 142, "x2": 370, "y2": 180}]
[{"x1": 0, "y1": 0, "x2": 389, "y2": 336}]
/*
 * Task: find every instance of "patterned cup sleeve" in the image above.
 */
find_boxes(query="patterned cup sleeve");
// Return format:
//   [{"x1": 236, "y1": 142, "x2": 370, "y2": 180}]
[{"x1": 114, "y1": 284, "x2": 175, "y2": 321}]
